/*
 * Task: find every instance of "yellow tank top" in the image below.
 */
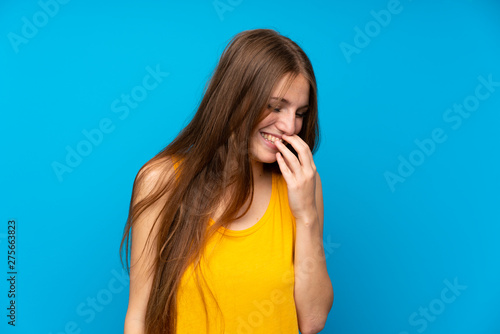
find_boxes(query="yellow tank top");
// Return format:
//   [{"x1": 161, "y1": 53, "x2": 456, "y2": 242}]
[{"x1": 173, "y1": 160, "x2": 298, "y2": 333}]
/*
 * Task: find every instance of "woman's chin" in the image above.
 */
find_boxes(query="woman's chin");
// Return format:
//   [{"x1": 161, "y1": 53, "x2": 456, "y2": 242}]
[
  {"x1": 260, "y1": 154, "x2": 278, "y2": 164},
  {"x1": 250, "y1": 152, "x2": 277, "y2": 165}
]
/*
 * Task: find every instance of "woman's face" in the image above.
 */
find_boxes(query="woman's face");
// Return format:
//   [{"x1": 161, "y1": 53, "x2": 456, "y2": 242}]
[{"x1": 249, "y1": 73, "x2": 310, "y2": 164}]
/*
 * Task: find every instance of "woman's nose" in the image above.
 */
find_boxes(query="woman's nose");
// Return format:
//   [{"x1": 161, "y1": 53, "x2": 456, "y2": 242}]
[{"x1": 276, "y1": 111, "x2": 296, "y2": 135}]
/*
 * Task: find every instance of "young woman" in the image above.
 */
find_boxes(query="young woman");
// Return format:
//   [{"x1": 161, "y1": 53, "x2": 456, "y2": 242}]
[{"x1": 121, "y1": 28, "x2": 333, "y2": 334}]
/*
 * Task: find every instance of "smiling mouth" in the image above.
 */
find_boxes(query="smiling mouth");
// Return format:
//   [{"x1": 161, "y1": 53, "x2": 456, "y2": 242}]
[{"x1": 260, "y1": 132, "x2": 283, "y2": 144}]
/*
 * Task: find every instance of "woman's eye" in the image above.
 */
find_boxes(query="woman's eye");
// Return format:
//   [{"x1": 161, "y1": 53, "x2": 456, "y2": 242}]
[
  {"x1": 268, "y1": 104, "x2": 307, "y2": 117},
  {"x1": 268, "y1": 104, "x2": 281, "y2": 112},
  {"x1": 296, "y1": 110, "x2": 309, "y2": 118}
]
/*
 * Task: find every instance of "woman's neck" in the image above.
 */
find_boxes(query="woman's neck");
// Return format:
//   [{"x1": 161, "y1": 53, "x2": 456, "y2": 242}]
[{"x1": 250, "y1": 158, "x2": 271, "y2": 182}]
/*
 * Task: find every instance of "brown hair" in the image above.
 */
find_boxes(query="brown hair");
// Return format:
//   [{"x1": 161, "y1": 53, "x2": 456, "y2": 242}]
[{"x1": 120, "y1": 28, "x2": 320, "y2": 333}]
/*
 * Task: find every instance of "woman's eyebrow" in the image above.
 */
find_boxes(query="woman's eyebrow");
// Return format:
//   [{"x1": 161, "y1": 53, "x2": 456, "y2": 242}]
[{"x1": 270, "y1": 97, "x2": 309, "y2": 110}]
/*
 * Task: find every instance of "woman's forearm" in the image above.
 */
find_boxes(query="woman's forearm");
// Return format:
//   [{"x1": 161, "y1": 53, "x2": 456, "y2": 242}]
[
  {"x1": 124, "y1": 316, "x2": 145, "y2": 334},
  {"x1": 294, "y1": 212, "x2": 334, "y2": 334}
]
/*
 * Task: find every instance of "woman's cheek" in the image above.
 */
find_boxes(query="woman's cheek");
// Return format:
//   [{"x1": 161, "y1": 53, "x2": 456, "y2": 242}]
[{"x1": 295, "y1": 119, "x2": 303, "y2": 134}]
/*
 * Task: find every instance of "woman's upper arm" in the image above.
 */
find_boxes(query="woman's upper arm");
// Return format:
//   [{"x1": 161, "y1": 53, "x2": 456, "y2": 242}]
[{"x1": 124, "y1": 158, "x2": 175, "y2": 331}]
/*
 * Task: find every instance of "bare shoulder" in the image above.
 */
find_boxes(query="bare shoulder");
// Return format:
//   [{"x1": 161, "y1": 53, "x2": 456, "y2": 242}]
[
  {"x1": 136, "y1": 155, "x2": 176, "y2": 183},
  {"x1": 132, "y1": 155, "x2": 177, "y2": 204}
]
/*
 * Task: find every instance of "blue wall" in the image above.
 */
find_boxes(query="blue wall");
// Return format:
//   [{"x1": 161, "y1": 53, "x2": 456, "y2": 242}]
[{"x1": 1, "y1": 0, "x2": 499, "y2": 333}]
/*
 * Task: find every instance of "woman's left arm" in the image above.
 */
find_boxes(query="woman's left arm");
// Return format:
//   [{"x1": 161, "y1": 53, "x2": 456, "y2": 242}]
[{"x1": 275, "y1": 135, "x2": 334, "y2": 334}]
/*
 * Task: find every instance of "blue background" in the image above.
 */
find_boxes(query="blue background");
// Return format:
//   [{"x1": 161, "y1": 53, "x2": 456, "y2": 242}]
[{"x1": 1, "y1": 0, "x2": 499, "y2": 333}]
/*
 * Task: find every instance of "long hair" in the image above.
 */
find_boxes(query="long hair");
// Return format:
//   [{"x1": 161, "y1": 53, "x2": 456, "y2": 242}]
[{"x1": 120, "y1": 28, "x2": 320, "y2": 334}]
